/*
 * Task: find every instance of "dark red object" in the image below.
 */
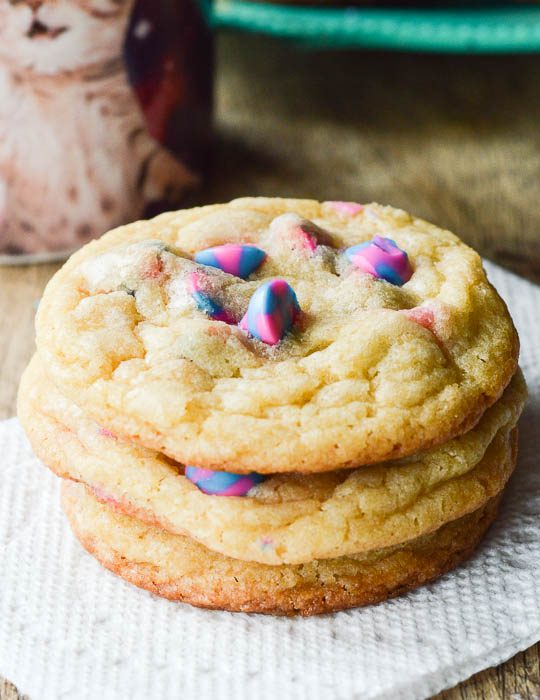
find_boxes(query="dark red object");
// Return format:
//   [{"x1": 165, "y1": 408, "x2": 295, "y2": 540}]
[{"x1": 124, "y1": 0, "x2": 214, "y2": 172}]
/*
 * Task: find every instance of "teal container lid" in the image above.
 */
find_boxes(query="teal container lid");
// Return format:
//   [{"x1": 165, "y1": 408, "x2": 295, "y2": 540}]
[{"x1": 210, "y1": 2, "x2": 540, "y2": 52}]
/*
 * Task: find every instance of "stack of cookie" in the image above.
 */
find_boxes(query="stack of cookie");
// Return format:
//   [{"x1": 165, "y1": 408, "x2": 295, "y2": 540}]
[{"x1": 18, "y1": 198, "x2": 525, "y2": 615}]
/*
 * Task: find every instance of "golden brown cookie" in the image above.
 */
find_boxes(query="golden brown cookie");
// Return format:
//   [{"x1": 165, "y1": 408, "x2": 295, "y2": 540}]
[
  {"x1": 35, "y1": 198, "x2": 518, "y2": 473},
  {"x1": 19, "y1": 355, "x2": 525, "y2": 564},
  {"x1": 62, "y1": 480, "x2": 506, "y2": 616}
]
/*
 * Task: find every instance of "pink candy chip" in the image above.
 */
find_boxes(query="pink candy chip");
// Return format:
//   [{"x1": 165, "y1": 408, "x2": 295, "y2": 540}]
[
  {"x1": 269, "y1": 214, "x2": 324, "y2": 256},
  {"x1": 325, "y1": 201, "x2": 364, "y2": 216},
  {"x1": 98, "y1": 427, "x2": 117, "y2": 439},
  {"x1": 403, "y1": 306, "x2": 435, "y2": 330},
  {"x1": 187, "y1": 271, "x2": 205, "y2": 296},
  {"x1": 91, "y1": 485, "x2": 123, "y2": 510},
  {"x1": 294, "y1": 225, "x2": 317, "y2": 253},
  {"x1": 141, "y1": 257, "x2": 164, "y2": 279}
]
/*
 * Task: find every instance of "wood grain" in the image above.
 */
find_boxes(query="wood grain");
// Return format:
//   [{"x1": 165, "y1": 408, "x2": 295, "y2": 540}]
[{"x1": 1, "y1": 30, "x2": 539, "y2": 700}]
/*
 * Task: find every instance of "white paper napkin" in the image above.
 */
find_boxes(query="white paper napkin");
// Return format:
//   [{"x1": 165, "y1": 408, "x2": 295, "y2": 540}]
[{"x1": 1, "y1": 261, "x2": 539, "y2": 700}]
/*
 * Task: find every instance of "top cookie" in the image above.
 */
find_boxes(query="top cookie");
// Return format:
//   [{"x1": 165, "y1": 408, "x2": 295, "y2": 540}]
[{"x1": 36, "y1": 198, "x2": 518, "y2": 473}]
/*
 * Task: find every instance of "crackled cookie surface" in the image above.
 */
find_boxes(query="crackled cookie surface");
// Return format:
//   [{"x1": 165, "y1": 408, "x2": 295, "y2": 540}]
[
  {"x1": 19, "y1": 356, "x2": 525, "y2": 565},
  {"x1": 36, "y1": 198, "x2": 519, "y2": 472},
  {"x1": 63, "y1": 481, "x2": 503, "y2": 615}
]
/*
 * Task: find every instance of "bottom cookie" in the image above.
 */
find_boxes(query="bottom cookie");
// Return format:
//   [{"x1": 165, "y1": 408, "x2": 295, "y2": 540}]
[{"x1": 62, "y1": 481, "x2": 504, "y2": 616}]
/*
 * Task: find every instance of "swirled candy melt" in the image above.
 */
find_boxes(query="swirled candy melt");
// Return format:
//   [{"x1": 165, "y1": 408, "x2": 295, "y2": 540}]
[
  {"x1": 194, "y1": 244, "x2": 266, "y2": 279},
  {"x1": 188, "y1": 272, "x2": 234, "y2": 323},
  {"x1": 185, "y1": 466, "x2": 265, "y2": 496},
  {"x1": 345, "y1": 236, "x2": 413, "y2": 286},
  {"x1": 240, "y1": 279, "x2": 300, "y2": 345}
]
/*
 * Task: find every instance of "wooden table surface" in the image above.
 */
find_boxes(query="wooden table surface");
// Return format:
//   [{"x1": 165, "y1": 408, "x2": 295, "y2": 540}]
[{"x1": 2, "y1": 31, "x2": 540, "y2": 699}]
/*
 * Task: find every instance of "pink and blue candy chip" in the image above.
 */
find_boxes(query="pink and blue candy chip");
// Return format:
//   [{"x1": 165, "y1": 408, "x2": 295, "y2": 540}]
[
  {"x1": 345, "y1": 236, "x2": 413, "y2": 286},
  {"x1": 194, "y1": 244, "x2": 266, "y2": 279},
  {"x1": 240, "y1": 279, "x2": 300, "y2": 346},
  {"x1": 188, "y1": 271, "x2": 234, "y2": 323},
  {"x1": 191, "y1": 290, "x2": 231, "y2": 322},
  {"x1": 185, "y1": 466, "x2": 265, "y2": 496}
]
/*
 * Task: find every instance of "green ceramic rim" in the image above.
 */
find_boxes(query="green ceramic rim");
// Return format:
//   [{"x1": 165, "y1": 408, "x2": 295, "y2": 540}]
[{"x1": 210, "y1": 2, "x2": 540, "y2": 52}]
